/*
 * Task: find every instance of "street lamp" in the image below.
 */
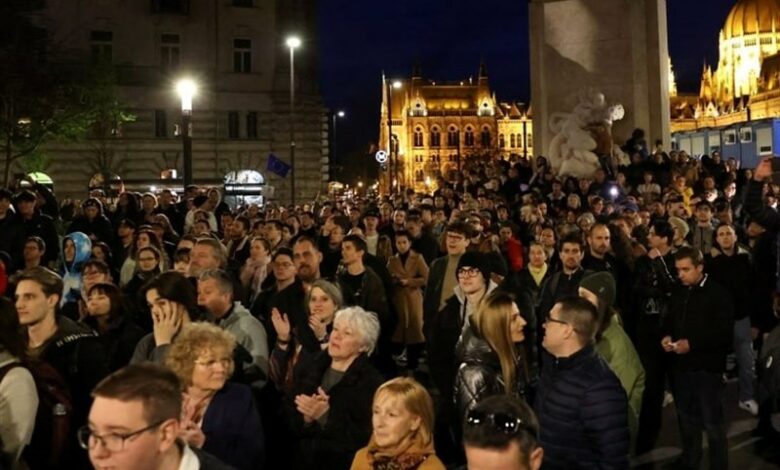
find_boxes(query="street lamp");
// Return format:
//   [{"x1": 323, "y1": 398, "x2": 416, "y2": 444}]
[
  {"x1": 176, "y1": 78, "x2": 197, "y2": 189},
  {"x1": 286, "y1": 35, "x2": 301, "y2": 206},
  {"x1": 386, "y1": 78, "x2": 402, "y2": 194}
]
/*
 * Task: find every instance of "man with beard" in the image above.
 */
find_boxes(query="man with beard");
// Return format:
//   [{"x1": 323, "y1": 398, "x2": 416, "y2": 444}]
[{"x1": 293, "y1": 236, "x2": 324, "y2": 287}]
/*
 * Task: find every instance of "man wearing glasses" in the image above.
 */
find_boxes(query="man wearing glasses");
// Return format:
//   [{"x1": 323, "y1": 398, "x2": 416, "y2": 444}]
[
  {"x1": 535, "y1": 297, "x2": 629, "y2": 469},
  {"x1": 82, "y1": 363, "x2": 233, "y2": 470},
  {"x1": 464, "y1": 395, "x2": 544, "y2": 470}
]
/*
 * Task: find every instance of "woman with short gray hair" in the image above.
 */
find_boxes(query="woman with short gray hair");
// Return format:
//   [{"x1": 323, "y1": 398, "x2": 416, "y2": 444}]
[{"x1": 287, "y1": 306, "x2": 384, "y2": 470}]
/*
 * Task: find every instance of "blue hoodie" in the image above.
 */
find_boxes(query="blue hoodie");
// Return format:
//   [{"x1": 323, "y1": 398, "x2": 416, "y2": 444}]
[{"x1": 60, "y1": 231, "x2": 92, "y2": 306}]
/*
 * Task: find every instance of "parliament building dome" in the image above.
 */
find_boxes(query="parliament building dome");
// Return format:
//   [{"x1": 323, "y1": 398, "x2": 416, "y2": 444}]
[{"x1": 723, "y1": 0, "x2": 780, "y2": 40}]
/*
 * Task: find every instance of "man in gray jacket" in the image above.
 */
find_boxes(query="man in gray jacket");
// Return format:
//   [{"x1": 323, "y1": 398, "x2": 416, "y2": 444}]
[{"x1": 197, "y1": 269, "x2": 269, "y2": 390}]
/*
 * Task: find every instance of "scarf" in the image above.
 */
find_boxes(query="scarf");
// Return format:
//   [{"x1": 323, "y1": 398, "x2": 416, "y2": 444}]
[
  {"x1": 528, "y1": 263, "x2": 548, "y2": 286},
  {"x1": 366, "y1": 435, "x2": 435, "y2": 470}
]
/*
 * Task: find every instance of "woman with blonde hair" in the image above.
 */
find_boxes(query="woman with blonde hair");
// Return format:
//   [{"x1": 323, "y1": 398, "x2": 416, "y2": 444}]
[
  {"x1": 454, "y1": 290, "x2": 535, "y2": 424},
  {"x1": 165, "y1": 322, "x2": 263, "y2": 470},
  {"x1": 351, "y1": 377, "x2": 445, "y2": 470}
]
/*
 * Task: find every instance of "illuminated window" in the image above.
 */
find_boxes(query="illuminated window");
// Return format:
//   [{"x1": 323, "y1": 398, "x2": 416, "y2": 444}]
[
  {"x1": 414, "y1": 127, "x2": 424, "y2": 147},
  {"x1": 430, "y1": 127, "x2": 441, "y2": 147},
  {"x1": 464, "y1": 127, "x2": 475, "y2": 147}
]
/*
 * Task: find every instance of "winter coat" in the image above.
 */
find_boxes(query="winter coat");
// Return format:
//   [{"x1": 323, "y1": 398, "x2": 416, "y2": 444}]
[
  {"x1": 82, "y1": 315, "x2": 146, "y2": 372},
  {"x1": 201, "y1": 382, "x2": 264, "y2": 470},
  {"x1": 0, "y1": 350, "x2": 38, "y2": 467},
  {"x1": 595, "y1": 314, "x2": 645, "y2": 444},
  {"x1": 422, "y1": 255, "x2": 453, "y2": 336},
  {"x1": 20, "y1": 211, "x2": 59, "y2": 266},
  {"x1": 454, "y1": 323, "x2": 534, "y2": 426},
  {"x1": 387, "y1": 251, "x2": 429, "y2": 344},
  {"x1": 705, "y1": 246, "x2": 755, "y2": 321},
  {"x1": 663, "y1": 274, "x2": 734, "y2": 373},
  {"x1": 218, "y1": 302, "x2": 269, "y2": 390},
  {"x1": 534, "y1": 346, "x2": 629, "y2": 469},
  {"x1": 0, "y1": 212, "x2": 24, "y2": 270},
  {"x1": 59, "y1": 232, "x2": 92, "y2": 307},
  {"x1": 67, "y1": 214, "x2": 113, "y2": 245},
  {"x1": 288, "y1": 352, "x2": 383, "y2": 470}
]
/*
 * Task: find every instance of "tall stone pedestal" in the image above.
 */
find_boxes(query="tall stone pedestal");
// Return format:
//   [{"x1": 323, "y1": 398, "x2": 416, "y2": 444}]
[{"x1": 529, "y1": 0, "x2": 671, "y2": 158}]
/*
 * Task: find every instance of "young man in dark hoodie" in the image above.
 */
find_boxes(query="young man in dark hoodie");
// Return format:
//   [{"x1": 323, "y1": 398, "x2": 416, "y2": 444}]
[
  {"x1": 67, "y1": 197, "x2": 114, "y2": 245},
  {"x1": 14, "y1": 266, "x2": 109, "y2": 469}
]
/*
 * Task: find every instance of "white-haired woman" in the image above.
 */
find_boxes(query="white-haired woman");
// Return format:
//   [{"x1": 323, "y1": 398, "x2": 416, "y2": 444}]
[{"x1": 288, "y1": 306, "x2": 385, "y2": 470}]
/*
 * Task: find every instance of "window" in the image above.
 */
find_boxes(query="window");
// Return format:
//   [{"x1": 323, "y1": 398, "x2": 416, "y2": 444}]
[
  {"x1": 510, "y1": 134, "x2": 516, "y2": 148},
  {"x1": 415, "y1": 170, "x2": 424, "y2": 182},
  {"x1": 739, "y1": 127, "x2": 753, "y2": 143},
  {"x1": 499, "y1": 134, "x2": 505, "y2": 148},
  {"x1": 447, "y1": 127, "x2": 459, "y2": 147},
  {"x1": 527, "y1": 133, "x2": 533, "y2": 148},
  {"x1": 481, "y1": 128, "x2": 491, "y2": 147},
  {"x1": 430, "y1": 127, "x2": 441, "y2": 147},
  {"x1": 154, "y1": 110, "x2": 167, "y2": 138},
  {"x1": 228, "y1": 111, "x2": 240, "y2": 139},
  {"x1": 464, "y1": 127, "x2": 475, "y2": 147},
  {"x1": 233, "y1": 38, "x2": 252, "y2": 73},
  {"x1": 413, "y1": 128, "x2": 424, "y2": 147},
  {"x1": 90, "y1": 31, "x2": 113, "y2": 63},
  {"x1": 160, "y1": 33, "x2": 180, "y2": 69},
  {"x1": 724, "y1": 130, "x2": 736, "y2": 145},
  {"x1": 246, "y1": 112, "x2": 258, "y2": 139},
  {"x1": 232, "y1": 0, "x2": 253, "y2": 6},
  {"x1": 151, "y1": 0, "x2": 190, "y2": 14}
]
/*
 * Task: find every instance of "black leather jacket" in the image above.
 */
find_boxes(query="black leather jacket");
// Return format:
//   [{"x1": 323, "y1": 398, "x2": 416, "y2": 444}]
[{"x1": 454, "y1": 323, "x2": 536, "y2": 425}]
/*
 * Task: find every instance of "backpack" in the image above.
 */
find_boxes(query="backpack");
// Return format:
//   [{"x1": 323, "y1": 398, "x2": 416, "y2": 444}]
[{"x1": 23, "y1": 357, "x2": 74, "y2": 469}]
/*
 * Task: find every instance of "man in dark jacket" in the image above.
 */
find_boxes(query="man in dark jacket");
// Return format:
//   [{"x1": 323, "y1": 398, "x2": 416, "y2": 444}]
[
  {"x1": 632, "y1": 220, "x2": 678, "y2": 454},
  {"x1": 662, "y1": 247, "x2": 733, "y2": 470},
  {"x1": 15, "y1": 267, "x2": 109, "y2": 469},
  {"x1": 15, "y1": 190, "x2": 59, "y2": 266},
  {"x1": 67, "y1": 197, "x2": 114, "y2": 244},
  {"x1": 337, "y1": 234, "x2": 394, "y2": 375},
  {"x1": 535, "y1": 297, "x2": 629, "y2": 469},
  {"x1": 706, "y1": 223, "x2": 759, "y2": 415},
  {"x1": 87, "y1": 363, "x2": 236, "y2": 470},
  {"x1": 0, "y1": 188, "x2": 25, "y2": 270}
]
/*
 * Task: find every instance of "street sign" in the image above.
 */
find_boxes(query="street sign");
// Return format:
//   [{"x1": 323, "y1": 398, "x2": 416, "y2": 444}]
[{"x1": 375, "y1": 150, "x2": 388, "y2": 163}]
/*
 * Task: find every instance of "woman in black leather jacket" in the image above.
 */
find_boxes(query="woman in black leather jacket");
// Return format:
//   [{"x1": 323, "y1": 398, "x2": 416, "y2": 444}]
[{"x1": 454, "y1": 291, "x2": 536, "y2": 426}]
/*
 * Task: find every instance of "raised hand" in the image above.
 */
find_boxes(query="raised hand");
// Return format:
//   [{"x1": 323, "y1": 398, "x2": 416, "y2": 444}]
[{"x1": 271, "y1": 308, "x2": 291, "y2": 342}]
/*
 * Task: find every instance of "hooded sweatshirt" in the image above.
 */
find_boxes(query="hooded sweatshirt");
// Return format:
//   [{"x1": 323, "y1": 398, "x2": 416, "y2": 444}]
[{"x1": 59, "y1": 232, "x2": 92, "y2": 306}]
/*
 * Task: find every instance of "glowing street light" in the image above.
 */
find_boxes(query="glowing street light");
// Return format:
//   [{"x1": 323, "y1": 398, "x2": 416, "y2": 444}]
[
  {"x1": 286, "y1": 35, "x2": 301, "y2": 205},
  {"x1": 175, "y1": 78, "x2": 198, "y2": 188}
]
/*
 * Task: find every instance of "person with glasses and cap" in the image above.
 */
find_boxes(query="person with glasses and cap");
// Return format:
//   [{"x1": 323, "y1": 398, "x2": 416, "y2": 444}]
[
  {"x1": 535, "y1": 297, "x2": 629, "y2": 469},
  {"x1": 81, "y1": 363, "x2": 235, "y2": 470},
  {"x1": 463, "y1": 395, "x2": 543, "y2": 470}
]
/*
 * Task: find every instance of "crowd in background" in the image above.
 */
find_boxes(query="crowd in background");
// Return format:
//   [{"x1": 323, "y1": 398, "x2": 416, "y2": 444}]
[{"x1": 0, "y1": 129, "x2": 780, "y2": 470}]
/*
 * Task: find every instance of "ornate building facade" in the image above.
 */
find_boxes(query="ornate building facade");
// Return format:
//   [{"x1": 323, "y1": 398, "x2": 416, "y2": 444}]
[
  {"x1": 671, "y1": 0, "x2": 780, "y2": 132},
  {"x1": 31, "y1": 0, "x2": 328, "y2": 200},
  {"x1": 378, "y1": 65, "x2": 533, "y2": 192}
]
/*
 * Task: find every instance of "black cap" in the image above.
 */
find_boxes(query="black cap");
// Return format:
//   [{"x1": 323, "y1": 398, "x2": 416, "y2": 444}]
[
  {"x1": 457, "y1": 251, "x2": 491, "y2": 283},
  {"x1": 14, "y1": 190, "x2": 36, "y2": 203}
]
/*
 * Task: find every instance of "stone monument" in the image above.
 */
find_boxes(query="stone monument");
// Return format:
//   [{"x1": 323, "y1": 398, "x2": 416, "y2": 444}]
[{"x1": 529, "y1": 0, "x2": 671, "y2": 166}]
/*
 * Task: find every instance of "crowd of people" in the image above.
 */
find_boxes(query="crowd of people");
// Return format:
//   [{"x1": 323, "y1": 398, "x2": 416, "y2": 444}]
[{"x1": 0, "y1": 134, "x2": 780, "y2": 470}]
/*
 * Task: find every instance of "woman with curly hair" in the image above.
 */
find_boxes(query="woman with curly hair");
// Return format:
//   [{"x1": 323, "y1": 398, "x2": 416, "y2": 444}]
[{"x1": 166, "y1": 322, "x2": 263, "y2": 470}]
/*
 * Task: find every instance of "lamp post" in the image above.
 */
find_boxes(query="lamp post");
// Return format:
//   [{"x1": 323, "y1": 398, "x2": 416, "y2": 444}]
[
  {"x1": 286, "y1": 35, "x2": 301, "y2": 206},
  {"x1": 386, "y1": 79, "x2": 402, "y2": 194},
  {"x1": 332, "y1": 110, "x2": 345, "y2": 166},
  {"x1": 176, "y1": 79, "x2": 197, "y2": 189}
]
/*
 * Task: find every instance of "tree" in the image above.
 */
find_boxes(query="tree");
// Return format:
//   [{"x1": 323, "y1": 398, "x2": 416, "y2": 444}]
[{"x1": 0, "y1": 1, "x2": 133, "y2": 186}]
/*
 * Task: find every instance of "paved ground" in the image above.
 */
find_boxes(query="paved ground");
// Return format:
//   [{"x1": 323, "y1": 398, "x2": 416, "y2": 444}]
[{"x1": 632, "y1": 381, "x2": 780, "y2": 469}]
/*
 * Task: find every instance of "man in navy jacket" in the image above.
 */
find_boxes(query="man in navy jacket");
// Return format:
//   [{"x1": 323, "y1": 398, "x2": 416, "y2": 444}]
[{"x1": 535, "y1": 297, "x2": 629, "y2": 469}]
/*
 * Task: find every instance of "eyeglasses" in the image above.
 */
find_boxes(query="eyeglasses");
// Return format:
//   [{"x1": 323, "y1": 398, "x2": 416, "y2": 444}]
[
  {"x1": 544, "y1": 313, "x2": 569, "y2": 326},
  {"x1": 465, "y1": 409, "x2": 537, "y2": 438},
  {"x1": 457, "y1": 267, "x2": 480, "y2": 278},
  {"x1": 274, "y1": 261, "x2": 295, "y2": 269},
  {"x1": 195, "y1": 357, "x2": 232, "y2": 369},
  {"x1": 77, "y1": 420, "x2": 165, "y2": 452}
]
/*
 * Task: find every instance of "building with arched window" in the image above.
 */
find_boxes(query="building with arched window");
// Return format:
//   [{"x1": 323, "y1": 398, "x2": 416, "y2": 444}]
[{"x1": 379, "y1": 63, "x2": 534, "y2": 191}]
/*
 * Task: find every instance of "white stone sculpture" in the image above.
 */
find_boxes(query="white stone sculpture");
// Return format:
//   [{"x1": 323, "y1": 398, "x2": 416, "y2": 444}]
[{"x1": 548, "y1": 89, "x2": 627, "y2": 178}]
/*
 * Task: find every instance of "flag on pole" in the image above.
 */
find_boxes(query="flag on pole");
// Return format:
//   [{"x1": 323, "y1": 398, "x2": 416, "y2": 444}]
[{"x1": 267, "y1": 153, "x2": 291, "y2": 178}]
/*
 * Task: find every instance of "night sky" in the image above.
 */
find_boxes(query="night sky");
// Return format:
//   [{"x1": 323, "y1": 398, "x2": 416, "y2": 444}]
[{"x1": 318, "y1": 0, "x2": 738, "y2": 177}]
